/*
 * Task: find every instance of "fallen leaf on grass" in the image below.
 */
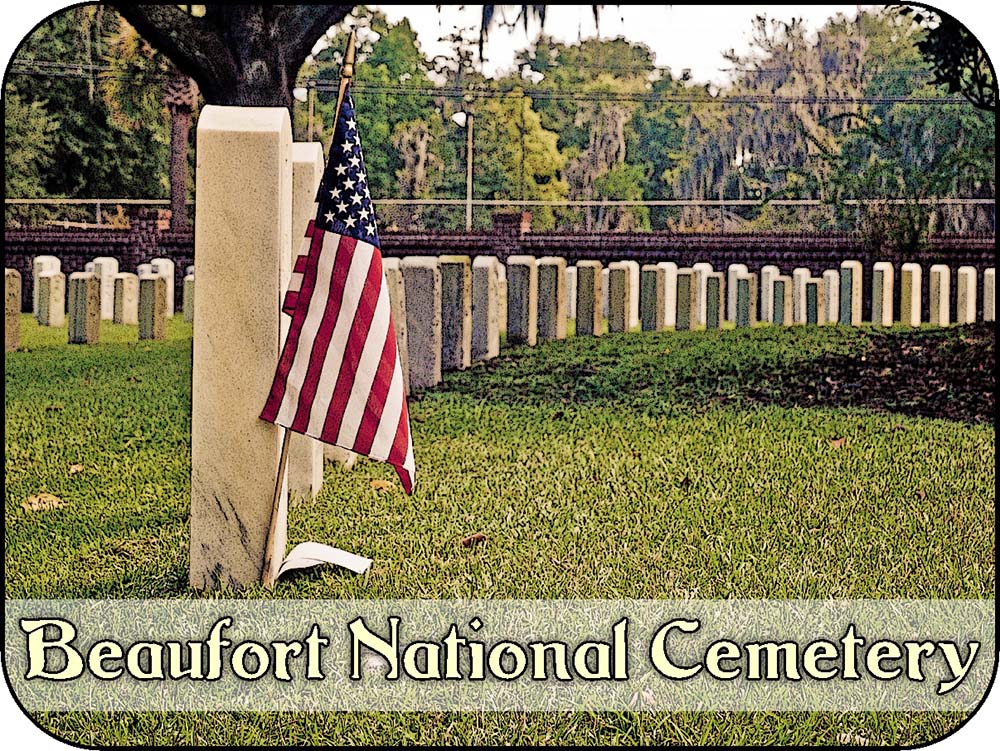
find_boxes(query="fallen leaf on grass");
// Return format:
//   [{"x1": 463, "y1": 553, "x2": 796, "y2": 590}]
[
  {"x1": 22, "y1": 493, "x2": 65, "y2": 512},
  {"x1": 628, "y1": 688, "x2": 657, "y2": 709},
  {"x1": 837, "y1": 733, "x2": 869, "y2": 746},
  {"x1": 830, "y1": 437, "x2": 847, "y2": 449},
  {"x1": 370, "y1": 480, "x2": 396, "y2": 493},
  {"x1": 461, "y1": 532, "x2": 487, "y2": 547},
  {"x1": 915, "y1": 490, "x2": 927, "y2": 502},
  {"x1": 69, "y1": 464, "x2": 84, "y2": 475}
]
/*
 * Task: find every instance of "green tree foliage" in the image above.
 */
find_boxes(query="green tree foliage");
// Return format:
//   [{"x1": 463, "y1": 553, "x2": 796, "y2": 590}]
[
  {"x1": 6, "y1": 5, "x2": 169, "y2": 201},
  {"x1": 468, "y1": 92, "x2": 568, "y2": 229},
  {"x1": 520, "y1": 36, "x2": 678, "y2": 230},
  {"x1": 8, "y1": 5, "x2": 994, "y2": 237},
  {"x1": 4, "y1": 93, "x2": 59, "y2": 199},
  {"x1": 630, "y1": 75, "x2": 689, "y2": 229},
  {"x1": 671, "y1": 8, "x2": 995, "y2": 240},
  {"x1": 303, "y1": 11, "x2": 437, "y2": 203}
]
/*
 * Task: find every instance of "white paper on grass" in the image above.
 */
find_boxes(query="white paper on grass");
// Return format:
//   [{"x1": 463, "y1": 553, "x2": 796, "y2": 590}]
[{"x1": 276, "y1": 541, "x2": 372, "y2": 579}]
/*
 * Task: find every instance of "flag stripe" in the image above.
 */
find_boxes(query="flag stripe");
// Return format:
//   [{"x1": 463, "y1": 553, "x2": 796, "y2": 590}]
[
  {"x1": 274, "y1": 229, "x2": 346, "y2": 426},
  {"x1": 388, "y1": 405, "x2": 411, "y2": 470},
  {"x1": 261, "y1": 227, "x2": 325, "y2": 421},
  {"x1": 318, "y1": 251, "x2": 385, "y2": 443},
  {"x1": 333, "y1": 278, "x2": 391, "y2": 448},
  {"x1": 371, "y1": 359, "x2": 405, "y2": 462},
  {"x1": 299, "y1": 241, "x2": 376, "y2": 436},
  {"x1": 289, "y1": 235, "x2": 359, "y2": 433},
  {"x1": 352, "y1": 324, "x2": 396, "y2": 456}
]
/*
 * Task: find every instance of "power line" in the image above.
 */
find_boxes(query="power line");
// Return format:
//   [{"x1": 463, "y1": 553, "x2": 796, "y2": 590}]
[
  {"x1": 8, "y1": 61, "x2": 970, "y2": 106},
  {"x1": 310, "y1": 82, "x2": 970, "y2": 106},
  {"x1": 6, "y1": 198, "x2": 993, "y2": 207}
]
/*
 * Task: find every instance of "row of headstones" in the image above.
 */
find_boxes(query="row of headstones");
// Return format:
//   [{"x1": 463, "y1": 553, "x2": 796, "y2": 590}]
[
  {"x1": 382, "y1": 256, "x2": 997, "y2": 391},
  {"x1": 5, "y1": 256, "x2": 198, "y2": 350},
  {"x1": 595, "y1": 261, "x2": 996, "y2": 330}
]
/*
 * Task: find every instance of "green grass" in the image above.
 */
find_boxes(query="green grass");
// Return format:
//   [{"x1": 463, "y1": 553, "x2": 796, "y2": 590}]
[{"x1": 5, "y1": 313, "x2": 994, "y2": 745}]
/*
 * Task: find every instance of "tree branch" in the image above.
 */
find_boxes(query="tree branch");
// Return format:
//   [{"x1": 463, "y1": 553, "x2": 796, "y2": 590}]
[
  {"x1": 274, "y1": 5, "x2": 354, "y2": 78},
  {"x1": 114, "y1": 4, "x2": 238, "y2": 102}
]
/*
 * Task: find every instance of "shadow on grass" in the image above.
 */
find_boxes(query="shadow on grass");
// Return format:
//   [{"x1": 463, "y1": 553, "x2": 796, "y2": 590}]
[{"x1": 438, "y1": 324, "x2": 995, "y2": 425}]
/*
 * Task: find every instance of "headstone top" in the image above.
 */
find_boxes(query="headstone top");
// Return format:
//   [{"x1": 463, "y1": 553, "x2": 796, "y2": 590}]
[
  {"x1": 198, "y1": 104, "x2": 292, "y2": 135},
  {"x1": 507, "y1": 255, "x2": 537, "y2": 265},
  {"x1": 401, "y1": 256, "x2": 440, "y2": 270}
]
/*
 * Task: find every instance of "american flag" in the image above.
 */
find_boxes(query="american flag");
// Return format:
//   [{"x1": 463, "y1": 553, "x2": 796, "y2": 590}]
[{"x1": 260, "y1": 91, "x2": 415, "y2": 494}]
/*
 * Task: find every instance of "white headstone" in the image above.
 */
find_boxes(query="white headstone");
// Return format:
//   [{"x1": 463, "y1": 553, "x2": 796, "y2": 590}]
[
  {"x1": 822, "y1": 270, "x2": 840, "y2": 326},
  {"x1": 401, "y1": 256, "x2": 442, "y2": 388},
  {"x1": 692, "y1": 262, "x2": 714, "y2": 327},
  {"x1": 792, "y1": 267, "x2": 810, "y2": 324},
  {"x1": 68, "y1": 271, "x2": 100, "y2": 344},
  {"x1": 471, "y1": 256, "x2": 500, "y2": 360},
  {"x1": 984, "y1": 268, "x2": 995, "y2": 323},
  {"x1": 620, "y1": 260, "x2": 640, "y2": 329},
  {"x1": 658, "y1": 262, "x2": 678, "y2": 329},
  {"x1": 727, "y1": 263, "x2": 748, "y2": 322},
  {"x1": 286, "y1": 142, "x2": 327, "y2": 503},
  {"x1": 600, "y1": 267, "x2": 610, "y2": 320},
  {"x1": 956, "y1": 266, "x2": 977, "y2": 325},
  {"x1": 900, "y1": 263, "x2": 922, "y2": 327},
  {"x1": 576, "y1": 261, "x2": 603, "y2": 337},
  {"x1": 929, "y1": 264, "x2": 950, "y2": 326},
  {"x1": 32, "y1": 255, "x2": 60, "y2": 317},
  {"x1": 439, "y1": 255, "x2": 473, "y2": 370},
  {"x1": 113, "y1": 272, "x2": 139, "y2": 325},
  {"x1": 150, "y1": 257, "x2": 176, "y2": 317},
  {"x1": 92, "y1": 256, "x2": 119, "y2": 320},
  {"x1": 5, "y1": 269, "x2": 20, "y2": 353},
  {"x1": 871, "y1": 261, "x2": 894, "y2": 327},
  {"x1": 772, "y1": 276, "x2": 793, "y2": 326},
  {"x1": 183, "y1": 275, "x2": 196, "y2": 324},
  {"x1": 760, "y1": 265, "x2": 779, "y2": 326},
  {"x1": 382, "y1": 257, "x2": 410, "y2": 394},
  {"x1": 37, "y1": 271, "x2": 66, "y2": 327},
  {"x1": 565, "y1": 266, "x2": 577, "y2": 320},
  {"x1": 607, "y1": 262, "x2": 630, "y2": 333},
  {"x1": 838, "y1": 261, "x2": 862, "y2": 326},
  {"x1": 190, "y1": 105, "x2": 292, "y2": 589},
  {"x1": 537, "y1": 256, "x2": 567, "y2": 340},
  {"x1": 675, "y1": 268, "x2": 694, "y2": 331},
  {"x1": 506, "y1": 255, "x2": 538, "y2": 346}
]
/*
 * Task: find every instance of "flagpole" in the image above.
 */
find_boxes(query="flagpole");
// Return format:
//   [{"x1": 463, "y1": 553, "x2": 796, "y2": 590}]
[
  {"x1": 261, "y1": 432, "x2": 291, "y2": 587},
  {"x1": 260, "y1": 29, "x2": 358, "y2": 589},
  {"x1": 333, "y1": 30, "x2": 357, "y2": 133}
]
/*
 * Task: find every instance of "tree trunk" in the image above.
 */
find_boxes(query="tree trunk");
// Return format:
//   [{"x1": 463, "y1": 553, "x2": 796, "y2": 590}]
[
  {"x1": 164, "y1": 76, "x2": 198, "y2": 232},
  {"x1": 167, "y1": 102, "x2": 192, "y2": 232},
  {"x1": 114, "y1": 5, "x2": 354, "y2": 109}
]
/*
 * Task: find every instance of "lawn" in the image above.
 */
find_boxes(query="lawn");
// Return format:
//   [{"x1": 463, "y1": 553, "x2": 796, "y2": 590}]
[{"x1": 4, "y1": 313, "x2": 995, "y2": 746}]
